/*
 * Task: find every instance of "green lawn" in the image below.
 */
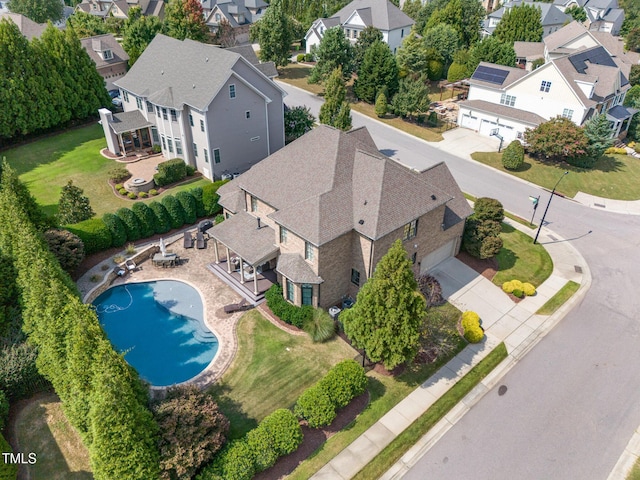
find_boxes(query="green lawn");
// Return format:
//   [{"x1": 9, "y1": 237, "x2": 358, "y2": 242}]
[
  {"x1": 471, "y1": 151, "x2": 640, "y2": 200},
  {"x1": 13, "y1": 392, "x2": 93, "y2": 480},
  {"x1": 494, "y1": 223, "x2": 554, "y2": 288},
  {"x1": 207, "y1": 310, "x2": 358, "y2": 439},
  {"x1": 2, "y1": 123, "x2": 211, "y2": 217},
  {"x1": 536, "y1": 281, "x2": 580, "y2": 315},
  {"x1": 353, "y1": 343, "x2": 508, "y2": 480},
  {"x1": 628, "y1": 457, "x2": 640, "y2": 480}
]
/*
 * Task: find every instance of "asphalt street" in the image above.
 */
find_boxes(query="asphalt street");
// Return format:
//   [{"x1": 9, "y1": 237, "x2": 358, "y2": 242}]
[{"x1": 280, "y1": 81, "x2": 640, "y2": 479}]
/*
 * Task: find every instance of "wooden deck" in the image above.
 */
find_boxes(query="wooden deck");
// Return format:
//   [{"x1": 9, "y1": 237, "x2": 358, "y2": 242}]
[{"x1": 207, "y1": 260, "x2": 277, "y2": 305}]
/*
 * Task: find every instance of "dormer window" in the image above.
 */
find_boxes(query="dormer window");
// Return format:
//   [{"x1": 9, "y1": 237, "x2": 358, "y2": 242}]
[{"x1": 103, "y1": 49, "x2": 113, "y2": 60}]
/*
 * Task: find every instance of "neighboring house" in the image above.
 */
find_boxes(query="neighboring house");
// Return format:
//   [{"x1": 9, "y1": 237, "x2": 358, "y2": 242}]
[
  {"x1": 80, "y1": 34, "x2": 129, "y2": 90},
  {"x1": 305, "y1": 0, "x2": 414, "y2": 55},
  {"x1": 458, "y1": 39, "x2": 636, "y2": 142},
  {"x1": 553, "y1": 0, "x2": 624, "y2": 35},
  {"x1": 483, "y1": 0, "x2": 569, "y2": 38},
  {"x1": 204, "y1": 0, "x2": 267, "y2": 44},
  {"x1": 0, "y1": 12, "x2": 47, "y2": 39},
  {"x1": 98, "y1": 34, "x2": 285, "y2": 181},
  {"x1": 76, "y1": 0, "x2": 164, "y2": 19},
  {"x1": 207, "y1": 125, "x2": 472, "y2": 307},
  {"x1": 514, "y1": 41, "x2": 545, "y2": 70}
]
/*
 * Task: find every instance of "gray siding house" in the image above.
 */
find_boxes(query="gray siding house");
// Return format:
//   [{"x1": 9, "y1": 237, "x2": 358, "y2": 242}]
[{"x1": 98, "y1": 34, "x2": 285, "y2": 181}]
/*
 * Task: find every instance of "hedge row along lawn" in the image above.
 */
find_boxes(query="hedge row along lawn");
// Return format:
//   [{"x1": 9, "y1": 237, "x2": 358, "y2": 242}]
[
  {"x1": 471, "y1": 151, "x2": 640, "y2": 201},
  {"x1": 352, "y1": 342, "x2": 509, "y2": 480},
  {"x1": 2, "y1": 123, "x2": 210, "y2": 217},
  {"x1": 536, "y1": 281, "x2": 581, "y2": 315}
]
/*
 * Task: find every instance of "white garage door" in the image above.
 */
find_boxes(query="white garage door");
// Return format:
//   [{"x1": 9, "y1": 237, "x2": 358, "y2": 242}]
[
  {"x1": 479, "y1": 119, "x2": 498, "y2": 136},
  {"x1": 420, "y1": 240, "x2": 456, "y2": 273},
  {"x1": 461, "y1": 114, "x2": 478, "y2": 130}
]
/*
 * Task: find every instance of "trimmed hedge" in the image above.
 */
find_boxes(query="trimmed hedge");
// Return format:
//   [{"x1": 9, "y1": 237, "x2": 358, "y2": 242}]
[
  {"x1": 190, "y1": 187, "x2": 206, "y2": 218},
  {"x1": 116, "y1": 207, "x2": 142, "y2": 242},
  {"x1": 148, "y1": 201, "x2": 172, "y2": 234},
  {"x1": 260, "y1": 409, "x2": 303, "y2": 457},
  {"x1": 246, "y1": 425, "x2": 278, "y2": 471},
  {"x1": 102, "y1": 212, "x2": 127, "y2": 247},
  {"x1": 65, "y1": 218, "x2": 112, "y2": 254},
  {"x1": 176, "y1": 191, "x2": 197, "y2": 224},
  {"x1": 318, "y1": 359, "x2": 367, "y2": 409},
  {"x1": 474, "y1": 198, "x2": 505, "y2": 222},
  {"x1": 153, "y1": 159, "x2": 187, "y2": 187},
  {"x1": 131, "y1": 202, "x2": 158, "y2": 239},
  {"x1": 202, "y1": 180, "x2": 228, "y2": 216},
  {"x1": 161, "y1": 195, "x2": 185, "y2": 230},
  {"x1": 210, "y1": 439, "x2": 256, "y2": 480},
  {"x1": 294, "y1": 384, "x2": 336, "y2": 428},
  {"x1": 502, "y1": 140, "x2": 524, "y2": 170},
  {"x1": 0, "y1": 432, "x2": 18, "y2": 480},
  {"x1": 461, "y1": 311, "x2": 484, "y2": 343},
  {"x1": 265, "y1": 284, "x2": 313, "y2": 328}
]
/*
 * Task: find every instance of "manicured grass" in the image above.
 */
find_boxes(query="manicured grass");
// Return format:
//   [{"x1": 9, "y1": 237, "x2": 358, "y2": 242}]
[
  {"x1": 13, "y1": 392, "x2": 92, "y2": 479},
  {"x1": 207, "y1": 310, "x2": 358, "y2": 439},
  {"x1": 627, "y1": 457, "x2": 640, "y2": 480},
  {"x1": 352, "y1": 343, "x2": 508, "y2": 480},
  {"x1": 288, "y1": 303, "x2": 467, "y2": 480},
  {"x1": 536, "y1": 281, "x2": 580, "y2": 315},
  {"x1": 277, "y1": 63, "x2": 324, "y2": 95},
  {"x1": 494, "y1": 223, "x2": 553, "y2": 288},
  {"x1": 2, "y1": 123, "x2": 211, "y2": 217},
  {"x1": 471, "y1": 151, "x2": 640, "y2": 200}
]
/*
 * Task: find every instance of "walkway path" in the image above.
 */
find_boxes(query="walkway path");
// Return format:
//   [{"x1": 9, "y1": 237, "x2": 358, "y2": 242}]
[{"x1": 312, "y1": 218, "x2": 590, "y2": 479}]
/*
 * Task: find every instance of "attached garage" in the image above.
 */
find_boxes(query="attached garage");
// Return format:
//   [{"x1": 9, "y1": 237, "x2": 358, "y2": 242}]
[
  {"x1": 461, "y1": 113, "x2": 479, "y2": 130},
  {"x1": 420, "y1": 239, "x2": 457, "y2": 273}
]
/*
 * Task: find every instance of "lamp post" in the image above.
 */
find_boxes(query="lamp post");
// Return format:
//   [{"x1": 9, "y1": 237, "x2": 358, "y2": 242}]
[{"x1": 534, "y1": 171, "x2": 568, "y2": 244}]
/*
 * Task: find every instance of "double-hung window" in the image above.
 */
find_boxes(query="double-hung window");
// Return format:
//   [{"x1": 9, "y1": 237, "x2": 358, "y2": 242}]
[
  {"x1": 213, "y1": 148, "x2": 221, "y2": 164},
  {"x1": 200, "y1": 119, "x2": 205, "y2": 132},
  {"x1": 305, "y1": 242, "x2": 314, "y2": 261},
  {"x1": 192, "y1": 142, "x2": 198, "y2": 157},
  {"x1": 162, "y1": 108, "x2": 168, "y2": 120},
  {"x1": 170, "y1": 109, "x2": 177, "y2": 122},
  {"x1": 204, "y1": 149, "x2": 209, "y2": 163},
  {"x1": 351, "y1": 269, "x2": 360, "y2": 286},
  {"x1": 175, "y1": 139, "x2": 182, "y2": 155},
  {"x1": 167, "y1": 138, "x2": 173, "y2": 153},
  {"x1": 279, "y1": 226, "x2": 288, "y2": 244},
  {"x1": 500, "y1": 93, "x2": 516, "y2": 107},
  {"x1": 229, "y1": 84, "x2": 236, "y2": 99},
  {"x1": 540, "y1": 81, "x2": 552, "y2": 93},
  {"x1": 189, "y1": 114, "x2": 194, "y2": 126},
  {"x1": 562, "y1": 108, "x2": 574, "y2": 120},
  {"x1": 403, "y1": 219, "x2": 418, "y2": 240}
]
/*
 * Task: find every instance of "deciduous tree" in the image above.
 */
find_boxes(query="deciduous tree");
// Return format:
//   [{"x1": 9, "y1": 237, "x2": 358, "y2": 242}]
[
  {"x1": 627, "y1": 27, "x2": 640, "y2": 53},
  {"x1": 468, "y1": 36, "x2": 516, "y2": 72},
  {"x1": 122, "y1": 7, "x2": 162, "y2": 65},
  {"x1": 402, "y1": 0, "x2": 422, "y2": 19},
  {"x1": 309, "y1": 26, "x2": 354, "y2": 83},
  {"x1": 425, "y1": 0, "x2": 485, "y2": 49},
  {"x1": 164, "y1": 0, "x2": 208, "y2": 42},
  {"x1": 284, "y1": 105, "x2": 315, "y2": 143},
  {"x1": 58, "y1": 180, "x2": 94, "y2": 225},
  {"x1": 524, "y1": 116, "x2": 590, "y2": 162},
  {"x1": 7, "y1": 0, "x2": 62, "y2": 23},
  {"x1": 250, "y1": 0, "x2": 294, "y2": 67},
  {"x1": 353, "y1": 40, "x2": 398, "y2": 103},
  {"x1": 43, "y1": 229, "x2": 85, "y2": 273},
  {"x1": 215, "y1": 18, "x2": 236, "y2": 47},
  {"x1": 493, "y1": 4, "x2": 543, "y2": 43},
  {"x1": 67, "y1": 11, "x2": 108, "y2": 38},
  {"x1": 341, "y1": 240, "x2": 426, "y2": 370},
  {"x1": 423, "y1": 22, "x2": 460, "y2": 68},
  {"x1": 566, "y1": 5, "x2": 587, "y2": 23}
]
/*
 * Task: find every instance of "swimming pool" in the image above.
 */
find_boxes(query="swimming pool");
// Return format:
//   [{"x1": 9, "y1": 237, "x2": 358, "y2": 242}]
[{"x1": 93, "y1": 280, "x2": 218, "y2": 386}]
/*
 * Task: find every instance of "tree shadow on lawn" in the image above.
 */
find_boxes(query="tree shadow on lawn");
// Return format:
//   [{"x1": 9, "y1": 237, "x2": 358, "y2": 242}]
[
  {"x1": 593, "y1": 154, "x2": 625, "y2": 173},
  {"x1": 207, "y1": 383, "x2": 258, "y2": 440}
]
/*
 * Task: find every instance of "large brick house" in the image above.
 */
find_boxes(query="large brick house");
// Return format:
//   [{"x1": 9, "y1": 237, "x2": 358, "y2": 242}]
[{"x1": 208, "y1": 125, "x2": 472, "y2": 308}]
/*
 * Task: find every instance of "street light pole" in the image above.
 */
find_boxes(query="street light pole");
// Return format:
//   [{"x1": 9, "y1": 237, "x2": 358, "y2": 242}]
[{"x1": 533, "y1": 171, "x2": 568, "y2": 244}]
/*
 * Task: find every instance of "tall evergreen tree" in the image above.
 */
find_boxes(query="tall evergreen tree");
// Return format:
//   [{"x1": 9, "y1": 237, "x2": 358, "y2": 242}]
[
  {"x1": 309, "y1": 26, "x2": 354, "y2": 83},
  {"x1": 164, "y1": 0, "x2": 208, "y2": 42},
  {"x1": 353, "y1": 40, "x2": 398, "y2": 103},
  {"x1": 353, "y1": 26, "x2": 383, "y2": 71},
  {"x1": 341, "y1": 240, "x2": 426, "y2": 370},
  {"x1": 396, "y1": 32, "x2": 430, "y2": 77},
  {"x1": 58, "y1": 180, "x2": 95, "y2": 225},
  {"x1": 319, "y1": 67, "x2": 351, "y2": 130},
  {"x1": 250, "y1": 0, "x2": 295, "y2": 67},
  {"x1": 391, "y1": 74, "x2": 430, "y2": 119},
  {"x1": 565, "y1": 5, "x2": 587, "y2": 23},
  {"x1": 493, "y1": 4, "x2": 543, "y2": 44},
  {"x1": 583, "y1": 113, "x2": 614, "y2": 158},
  {"x1": 468, "y1": 36, "x2": 516, "y2": 72},
  {"x1": 7, "y1": 0, "x2": 63, "y2": 23},
  {"x1": 402, "y1": 0, "x2": 423, "y2": 19}
]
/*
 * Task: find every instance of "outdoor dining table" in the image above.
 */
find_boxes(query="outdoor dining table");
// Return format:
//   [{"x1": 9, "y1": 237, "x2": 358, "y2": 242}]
[{"x1": 152, "y1": 252, "x2": 178, "y2": 267}]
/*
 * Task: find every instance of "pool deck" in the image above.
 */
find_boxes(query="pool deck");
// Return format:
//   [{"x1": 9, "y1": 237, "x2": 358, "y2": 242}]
[{"x1": 78, "y1": 230, "x2": 249, "y2": 389}]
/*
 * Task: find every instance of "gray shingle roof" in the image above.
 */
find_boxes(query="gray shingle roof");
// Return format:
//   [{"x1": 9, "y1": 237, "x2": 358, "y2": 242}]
[
  {"x1": 115, "y1": 34, "x2": 280, "y2": 111},
  {"x1": 207, "y1": 211, "x2": 278, "y2": 264},
  {"x1": 109, "y1": 110, "x2": 154, "y2": 134},
  {"x1": 331, "y1": 0, "x2": 414, "y2": 31},
  {"x1": 219, "y1": 125, "x2": 468, "y2": 246},
  {"x1": 80, "y1": 34, "x2": 129, "y2": 68},
  {"x1": 489, "y1": 1, "x2": 568, "y2": 28},
  {"x1": 226, "y1": 45, "x2": 277, "y2": 78},
  {"x1": 514, "y1": 41, "x2": 545, "y2": 60},
  {"x1": 0, "y1": 13, "x2": 46, "y2": 39},
  {"x1": 460, "y1": 99, "x2": 547, "y2": 126},
  {"x1": 276, "y1": 254, "x2": 323, "y2": 284}
]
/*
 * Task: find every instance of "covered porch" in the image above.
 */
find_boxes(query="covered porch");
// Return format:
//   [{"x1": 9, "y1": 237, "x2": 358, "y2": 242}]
[
  {"x1": 207, "y1": 211, "x2": 279, "y2": 303},
  {"x1": 607, "y1": 105, "x2": 639, "y2": 138},
  {"x1": 99, "y1": 108, "x2": 156, "y2": 157}
]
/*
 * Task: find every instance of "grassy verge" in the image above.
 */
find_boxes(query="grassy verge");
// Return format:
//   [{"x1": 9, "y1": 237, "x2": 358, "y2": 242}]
[
  {"x1": 207, "y1": 310, "x2": 357, "y2": 439},
  {"x1": 353, "y1": 342, "x2": 508, "y2": 479},
  {"x1": 2, "y1": 123, "x2": 211, "y2": 217},
  {"x1": 494, "y1": 223, "x2": 553, "y2": 287},
  {"x1": 464, "y1": 193, "x2": 536, "y2": 228},
  {"x1": 471, "y1": 151, "x2": 640, "y2": 200},
  {"x1": 288, "y1": 303, "x2": 466, "y2": 480},
  {"x1": 13, "y1": 392, "x2": 92, "y2": 479},
  {"x1": 627, "y1": 457, "x2": 640, "y2": 480},
  {"x1": 536, "y1": 281, "x2": 580, "y2": 315}
]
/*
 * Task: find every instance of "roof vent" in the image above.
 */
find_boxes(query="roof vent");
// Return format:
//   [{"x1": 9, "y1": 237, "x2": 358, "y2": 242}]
[
  {"x1": 161, "y1": 70, "x2": 164, "y2": 75},
  {"x1": 193, "y1": 84, "x2": 196, "y2": 89},
  {"x1": 431, "y1": 194, "x2": 436, "y2": 200},
  {"x1": 364, "y1": 200, "x2": 367, "y2": 205},
  {"x1": 206, "y1": 57, "x2": 209, "y2": 62},
  {"x1": 358, "y1": 219, "x2": 364, "y2": 225},
  {"x1": 257, "y1": 217, "x2": 261, "y2": 229}
]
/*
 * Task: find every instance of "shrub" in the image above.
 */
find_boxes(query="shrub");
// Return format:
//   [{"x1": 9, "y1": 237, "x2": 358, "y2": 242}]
[
  {"x1": 294, "y1": 384, "x2": 336, "y2": 428},
  {"x1": 375, "y1": 91, "x2": 387, "y2": 117},
  {"x1": 149, "y1": 189, "x2": 158, "y2": 196},
  {"x1": 604, "y1": 146, "x2": 627, "y2": 155},
  {"x1": 213, "y1": 440, "x2": 256, "y2": 480},
  {"x1": 246, "y1": 425, "x2": 278, "y2": 471},
  {"x1": 190, "y1": 187, "x2": 206, "y2": 217},
  {"x1": 259, "y1": 409, "x2": 303, "y2": 457},
  {"x1": 461, "y1": 311, "x2": 484, "y2": 343},
  {"x1": 90, "y1": 274, "x2": 101, "y2": 282},
  {"x1": 502, "y1": 281, "x2": 514, "y2": 293},
  {"x1": 512, "y1": 288, "x2": 524, "y2": 298},
  {"x1": 635, "y1": 144, "x2": 640, "y2": 154},
  {"x1": 523, "y1": 282, "x2": 536, "y2": 296},
  {"x1": 118, "y1": 188, "x2": 127, "y2": 195},
  {"x1": 186, "y1": 164, "x2": 196, "y2": 176},
  {"x1": 0, "y1": 390, "x2": 8, "y2": 430},
  {"x1": 304, "y1": 308, "x2": 336, "y2": 342},
  {"x1": 426, "y1": 59, "x2": 444, "y2": 81},
  {"x1": 297, "y1": 53, "x2": 304, "y2": 62},
  {"x1": 502, "y1": 141, "x2": 524, "y2": 170},
  {"x1": 462, "y1": 217, "x2": 502, "y2": 259},
  {"x1": 115, "y1": 183, "x2": 123, "y2": 190},
  {"x1": 43, "y1": 229, "x2": 85, "y2": 273},
  {"x1": 305, "y1": 53, "x2": 313, "y2": 62},
  {"x1": 319, "y1": 359, "x2": 367, "y2": 409},
  {"x1": 113, "y1": 254, "x2": 125, "y2": 264},
  {"x1": 214, "y1": 214, "x2": 225, "y2": 224},
  {"x1": 152, "y1": 144, "x2": 162, "y2": 154},
  {"x1": 176, "y1": 191, "x2": 197, "y2": 224},
  {"x1": 202, "y1": 180, "x2": 228, "y2": 215},
  {"x1": 479, "y1": 235, "x2": 503, "y2": 259},
  {"x1": 131, "y1": 202, "x2": 158, "y2": 238},
  {"x1": 265, "y1": 284, "x2": 313, "y2": 328},
  {"x1": 162, "y1": 195, "x2": 185, "y2": 229},
  {"x1": 127, "y1": 192, "x2": 137, "y2": 199},
  {"x1": 108, "y1": 166, "x2": 131, "y2": 183},
  {"x1": 474, "y1": 198, "x2": 504, "y2": 222},
  {"x1": 511, "y1": 279, "x2": 524, "y2": 291},
  {"x1": 125, "y1": 243, "x2": 136, "y2": 255},
  {"x1": 101, "y1": 264, "x2": 110, "y2": 271},
  {"x1": 116, "y1": 207, "x2": 142, "y2": 241},
  {"x1": 65, "y1": 218, "x2": 112, "y2": 254},
  {"x1": 102, "y1": 213, "x2": 127, "y2": 248},
  {"x1": 138, "y1": 191, "x2": 148, "y2": 198},
  {"x1": 148, "y1": 201, "x2": 172, "y2": 234},
  {"x1": 0, "y1": 431, "x2": 18, "y2": 480},
  {"x1": 154, "y1": 159, "x2": 188, "y2": 187}
]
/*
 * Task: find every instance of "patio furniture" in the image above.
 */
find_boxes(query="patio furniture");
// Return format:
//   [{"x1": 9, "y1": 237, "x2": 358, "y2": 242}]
[
  {"x1": 184, "y1": 232, "x2": 194, "y2": 248},
  {"x1": 196, "y1": 231, "x2": 205, "y2": 249},
  {"x1": 152, "y1": 253, "x2": 178, "y2": 267},
  {"x1": 224, "y1": 298, "x2": 248, "y2": 314},
  {"x1": 125, "y1": 259, "x2": 137, "y2": 272}
]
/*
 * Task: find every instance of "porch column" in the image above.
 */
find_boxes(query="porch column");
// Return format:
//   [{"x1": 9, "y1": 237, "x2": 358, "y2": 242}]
[
  {"x1": 239, "y1": 257, "x2": 245, "y2": 284},
  {"x1": 225, "y1": 246, "x2": 231, "y2": 273},
  {"x1": 253, "y1": 268, "x2": 258, "y2": 295},
  {"x1": 214, "y1": 240, "x2": 220, "y2": 264}
]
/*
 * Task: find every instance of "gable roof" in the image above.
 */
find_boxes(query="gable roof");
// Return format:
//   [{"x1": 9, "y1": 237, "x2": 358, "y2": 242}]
[
  {"x1": 514, "y1": 41, "x2": 545, "y2": 60},
  {"x1": 226, "y1": 45, "x2": 277, "y2": 78},
  {"x1": 488, "y1": 1, "x2": 568, "y2": 27},
  {"x1": 218, "y1": 126, "x2": 469, "y2": 246},
  {"x1": 469, "y1": 62, "x2": 528, "y2": 89},
  {"x1": 115, "y1": 34, "x2": 282, "y2": 110},
  {"x1": 205, "y1": 0, "x2": 266, "y2": 27},
  {"x1": 0, "y1": 13, "x2": 46, "y2": 39},
  {"x1": 80, "y1": 33, "x2": 129, "y2": 68},
  {"x1": 329, "y1": 0, "x2": 414, "y2": 31},
  {"x1": 543, "y1": 20, "x2": 594, "y2": 53}
]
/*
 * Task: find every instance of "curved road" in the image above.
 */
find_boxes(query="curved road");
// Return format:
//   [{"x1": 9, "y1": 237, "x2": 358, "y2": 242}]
[{"x1": 280, "y1": 82, "x2": 640, "y2": 479}]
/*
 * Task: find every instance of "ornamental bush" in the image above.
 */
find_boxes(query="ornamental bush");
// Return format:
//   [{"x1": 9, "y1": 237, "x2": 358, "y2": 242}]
[
  {"x1": 115, "y1": 183, "x2": 123, "y2": 190},
  {"x1": 116, "y1": 207, "x2": 142, "y2": 241},
  {"x1": 294, "y1": 384, "x2": 336, "y2": 428},
  {"x1": 265, "y1": 284, "x2": 313, "y2": 328},
  {"x1": 127, "y1": 192, "x2": 137, "y2": 199},
  {"x1": 461, "y1": 311, "x2": 483, "y2": 343},
  {"x1": 523, "y1": 282, "x2": 536, "y2": 296},
  {"x1": 502, "y1": 281, "x2": 514, "y2": 293},
  {"x1": 479, "y1": 235, "x2": 503, "y2": 259},
  {"x1": 43, "y1": 229, "x2": 85, "y2": 273},
  {"x1": 102, "y1": 212, "x2": 127, "y2": 247},
  {"x1": 259, "y1": 409, "x2": 303, "y2": 457},
  {"x1": 474, "y1": 198, "x2": 505, "y2": 222},
  {"x1": 149, "y1": 189, "x2": 158, "y2": 196},
  {"x1": 131, "y1": 202, "x2": 159, "y2": 239},
  {"x1": 375, "y1": 91, "x2": 387, "y2": 117},
  {"x1": 502, "y1": 141, "x2": 524, "y2": 170},
  {"x1": 297, "y1": 53, "x2": 304, "y2": 62},
  {"x1": 246, "y1": 424, "x2": 278, "y2": 471},
  {"x1": 209, "y1": 440, "x2": 256, "y2": 480},
  {"x1": 138, "y1": 192, "x2": 148, "y2": 198},
  {"x1": 148, "y1": 202, "x2": 172, "y2": 234},
  {"x1": 176, "y1": 191, "x2": 197, "y2": 224},
  {"x1": 162, "y1": 195, "x2": 185, "y2": 229},
  {"x1": 319, "y1": 359, "x2": 367, "y2": 409},
  {"x1": 202, "y1": 180, "x2": 228, "y2": 215},
  {"x1": 186, "y1": 164, "x2": 196, "y2": 176},
  {"x1": 118, "y1": 188, "x2": 127, "y2": 195},
  {"x1": 154, "y1": 159, "x2": 188, "y2": 187},
  {"x1": 304, "y1": 308, "x2": 336, "y2": 342},
  {"x1": 66, "y1": 218, "x2": 112, "y2": 254},
  {"x1": 512, "y1": 288, "x2": 524, "y2": 298},
  {"x1": 190, "y1": 187, "x2": 206, "y2": 217},
  {"x1": 109, "y1": 166, "x2": 131, "y2": 183},
  {"x1": 604, "y1": 147, "x2": 627, "y2": 155}
]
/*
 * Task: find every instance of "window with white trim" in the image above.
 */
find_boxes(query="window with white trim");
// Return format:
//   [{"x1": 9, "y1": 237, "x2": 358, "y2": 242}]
[
  {"x1": 175, "y1": 138, "x2": 182, "y2": 155},
  {"x1": 167, "y1": 138, "x2": 173, "y2": 153},
  {"x1": 204, "y1": 149, "x2": 209, "y2": 163},
  {"x1": 213, "y1": 148, "x2": 221, "y2": 164},
  {"x1": 305, "y1": 241, "x2": 314, "y2": 261},
  {"x1": 162, "y1": 108, "x2": 168, "y2": 120},
  {"x1": 122, "y1": 91, "x2": 129, "y2": 102},
  {"x1": 146, "y1": 101, "x2": 153, "y2": 113},
  {"x1": 500, "y1": 93, "x2": 516, "y2": 107},
  {"x1": 193, "y1": 142, "x2": 198, "y2": 157},
  {"x1": 562, "y1": 108, "x2": 574, "y2": 120},
  {"x1": 170, "y1": 109, "x2": 177, "y2": 122},
  {"x1": 351, "y1": 268, "x2": 360, "y2": 286},
  {"x1": 540, "y1": 80, "x2": 552, "y2": 92},
  {"x1": 245, "y1": 111, "x2": 250, "y2": 119},
  {"x1": 279, "y1": 226, "x2": 288, "y2": 243},
  {"x1": 136, "y1": 96, "x2": 143, "y2": 110},
  {"x1": 161, "y1": 135, "x2": 166, "y2": 150},
  {"x1": 103, "y1": 49, "x2": 112, "y2": 60},
  {"x1": 189, "y1": 114, "x2": 194, "y2": 126},
  {"x1": 403, "y1": 219, "x2": 418, "y2": 240},
  {"x1": 229, "y1": 84, "x2": 236, "y2": 99},
  {"x1": 156, "y1": 106, "x2": 161, "y2": 117},
  {"x1": 250, "y1": 196, "x2": 258, "y2": 212},
  {"x1": 200, "y1": 119, "x2": 205, "y2": 132}
]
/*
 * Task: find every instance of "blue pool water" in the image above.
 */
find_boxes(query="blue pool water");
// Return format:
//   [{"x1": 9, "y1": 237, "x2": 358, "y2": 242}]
[{"x1": 93, "y1": 280, "x2": 218, "y2": 386}]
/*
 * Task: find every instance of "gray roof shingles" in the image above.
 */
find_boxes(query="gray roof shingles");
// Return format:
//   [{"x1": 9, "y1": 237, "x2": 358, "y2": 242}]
[
  {"x1": 109, "y1": 110, "x2": 154, "y2": 134},
  {"x1": 459, "y1": 99, "x2": 547, "y2": 126},
  {"x1": 276, "y1": 254, "x2": 323, "y2": 284},
  {"x1": 207, "y1": 211, "x2": 278, "y2": 264},
  {"x1": 331, "y1": 0, "x2": 414, "y2": 31}
]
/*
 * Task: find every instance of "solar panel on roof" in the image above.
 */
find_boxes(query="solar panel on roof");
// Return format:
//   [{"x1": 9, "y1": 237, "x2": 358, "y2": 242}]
[
  {"x1": 568, "y1": 46, "x2": 617, "y2": 73},
  {"x1": 472, "y1": 65, "x2": 510, "y2": 85}
]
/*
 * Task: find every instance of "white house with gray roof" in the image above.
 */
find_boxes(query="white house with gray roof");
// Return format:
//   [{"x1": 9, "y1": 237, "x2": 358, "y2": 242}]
[
  {"x1": 98, "y1": 34, "x2": 285, "y2": 181},
  {"x1": 553, "y1": 0, "x2": 624, "y2": 35},
  {"x1": 204, "y1": 0, "x2": 267, "y2": 41},
  {"x1": 483, "y1": 0, "x2": 569, "y2": 38},
  {"x1": 305, "y1": 0, "x2": 414, "y2": 55}
]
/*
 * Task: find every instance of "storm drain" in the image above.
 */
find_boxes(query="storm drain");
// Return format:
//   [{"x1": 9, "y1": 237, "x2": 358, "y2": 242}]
[
  {"x1": 594, "y1": 203, "x2": 606, "y2": 208},
  {"x1": 498, "y1": 385, "x2": 508, "y2": 396},
  {"x1": 574, "y1": 265, "x2": 583, "y2": 273}
]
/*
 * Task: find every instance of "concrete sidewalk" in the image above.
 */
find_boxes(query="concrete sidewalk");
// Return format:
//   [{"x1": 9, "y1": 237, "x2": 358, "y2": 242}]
[{"x1": 311, "y1": 219, "x2": 591, "y2": 480}]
